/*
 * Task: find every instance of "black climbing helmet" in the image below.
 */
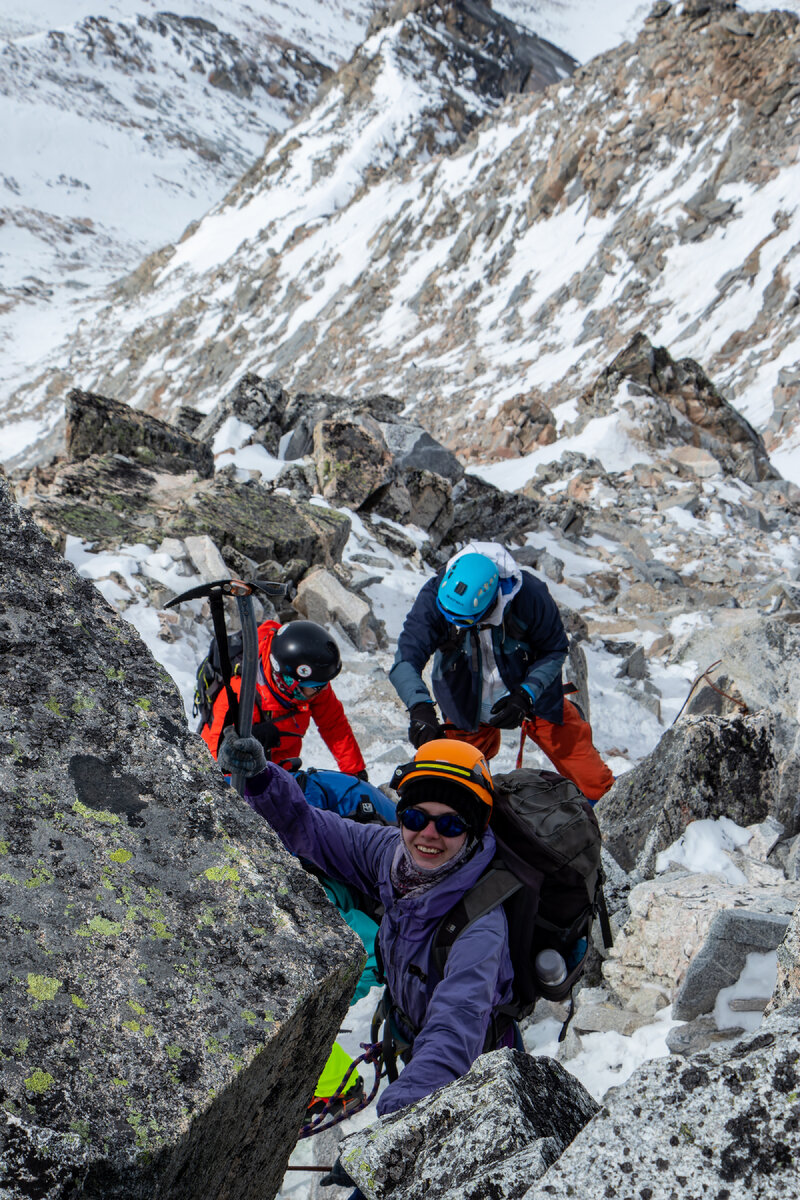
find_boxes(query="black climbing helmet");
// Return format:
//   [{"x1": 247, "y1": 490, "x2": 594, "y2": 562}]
[{"x1": 268, "y1": 621, "x2": 342, "y2": 692}]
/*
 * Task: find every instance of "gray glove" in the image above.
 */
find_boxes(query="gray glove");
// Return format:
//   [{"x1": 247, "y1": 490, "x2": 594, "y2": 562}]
[{"x1": 217, "y1": 728, "x2": 268, "y2": 778}]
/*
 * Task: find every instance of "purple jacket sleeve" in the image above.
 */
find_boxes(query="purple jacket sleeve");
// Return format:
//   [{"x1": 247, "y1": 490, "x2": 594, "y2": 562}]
[
  {"x1": 376, "y1": 907, "x2": 510, "y2": 1115},
  {"x1": 244, "y1": 762, "x2": 395, "y2": 899}
]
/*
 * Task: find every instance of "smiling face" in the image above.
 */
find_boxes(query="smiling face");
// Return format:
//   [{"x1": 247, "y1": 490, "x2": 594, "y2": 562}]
[{"x1": 400, "y1": 800, "x2": 468, "y2": 870}]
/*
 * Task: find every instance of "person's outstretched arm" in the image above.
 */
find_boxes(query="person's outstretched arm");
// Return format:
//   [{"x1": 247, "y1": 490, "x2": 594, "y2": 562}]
[{"x1": 244, "y1": 759, "x2": 393, "y2": 899}]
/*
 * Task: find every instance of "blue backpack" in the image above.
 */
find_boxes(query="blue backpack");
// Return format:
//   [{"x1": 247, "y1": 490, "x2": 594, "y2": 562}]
[
  {"x1": 294, "y1": 768, "x2": 397, "y2": 826},
  {"x1": 294, "y1": 769, "x2": 395, "y2": 927}
]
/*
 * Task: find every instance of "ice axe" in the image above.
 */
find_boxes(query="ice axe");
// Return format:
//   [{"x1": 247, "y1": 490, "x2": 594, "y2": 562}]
[{"x1": 166, "y1": 577, "x2": 287, "y2": 795}]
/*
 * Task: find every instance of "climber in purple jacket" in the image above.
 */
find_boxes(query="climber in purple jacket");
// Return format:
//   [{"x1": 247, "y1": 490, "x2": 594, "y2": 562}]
[{"x1": 218, "y1": 730, "x2": 514, "y2": 1118}]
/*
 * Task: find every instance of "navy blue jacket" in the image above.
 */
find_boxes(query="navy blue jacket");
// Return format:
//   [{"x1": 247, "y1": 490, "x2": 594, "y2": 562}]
[{"x1": 390, "y1": 571, "x2": 569, "y2": 729}]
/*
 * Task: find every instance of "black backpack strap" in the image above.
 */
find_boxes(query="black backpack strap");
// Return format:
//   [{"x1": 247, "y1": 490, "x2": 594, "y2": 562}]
[
  {"x1": 431, "y1": 865, "x2": 522, "y2": 983},
  {"x1": 596, "y1": 878, "x2": 614, "y2": 950}
]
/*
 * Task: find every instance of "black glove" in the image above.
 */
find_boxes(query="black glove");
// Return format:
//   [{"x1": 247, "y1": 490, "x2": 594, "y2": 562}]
[
  {"x1": 408, "y1": 702, "x2": 443, "y2": 748},
  {"x1": 320, "y1": 1158, "x2": 356, "y2": 1188},
  {"x1": 252, "y1": 719, "x2": 281, "y2": 752},
  {"x1": 488, "y1": 686, "x2": 536, "y2": 729},
  {"x1": 355, "y1": 768, "x2": 369, "y2": 781},
  {"x1": 217, "y1": 728, "x2": 268, "y2": 777}
]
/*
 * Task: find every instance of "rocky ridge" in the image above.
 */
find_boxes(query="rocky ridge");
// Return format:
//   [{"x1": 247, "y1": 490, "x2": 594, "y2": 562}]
[
  {"x1": 2, "y1": 0, "x2": 578, "y2": 466},
  {"x1": 5, "y1": 339, "x2": 800, "y2": 1198}
]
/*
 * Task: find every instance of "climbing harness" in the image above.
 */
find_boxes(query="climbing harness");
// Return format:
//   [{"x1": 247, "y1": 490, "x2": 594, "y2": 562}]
[{"x1": 298, "y1": 1042, "x2": 383, "y2": 1138}]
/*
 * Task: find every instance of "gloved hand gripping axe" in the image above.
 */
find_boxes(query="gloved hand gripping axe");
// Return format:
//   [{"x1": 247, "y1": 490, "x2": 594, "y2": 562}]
[{"x1": 166, "y1": 577, "x2": 287, "y2": 795}]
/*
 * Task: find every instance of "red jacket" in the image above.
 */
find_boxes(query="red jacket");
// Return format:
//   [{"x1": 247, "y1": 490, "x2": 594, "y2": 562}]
[{"x1": 201, "y1": 621, "x2": 365, "y2": 775}]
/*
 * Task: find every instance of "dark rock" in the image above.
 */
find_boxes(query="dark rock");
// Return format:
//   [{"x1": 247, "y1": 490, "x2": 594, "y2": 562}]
[
  {"x1": 341, "y1": 1049, "x2": 598, "y2": 1200},
  {"x1": 313, "y1": 418, "x2": 392, "y2": 507},
  {"x1": 446, "y1": 475, "x2": 541, "y2": 548},
  {"x1": 67, "y1": 389, "x2": 213, "y2": 479},
  {"x1": 364, "y1": 470, "x2": 454, "y2": 545},
  {"x1": 378, "y1": 422, "x2": 463, "y2": 483},
  {"x1": 173, "y1": 405, "x2": 205, "y2": 435},
  {"x1": 194, "y1": 374, "x2": 288, "y2": 457},
  {"x1": 596, "y1": 714, "x2": 779, "y2": 876},
  {"x1": 0, "y1": 477, "x2": 362, "y2": 1200},
  {"x1": 674, "y1": 909, "x2": 792, "y2": 1020}
]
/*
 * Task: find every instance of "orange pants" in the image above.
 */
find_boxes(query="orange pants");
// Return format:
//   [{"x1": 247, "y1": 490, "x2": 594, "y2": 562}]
[{"x1": 445, "y1": 700, "x2": 614, "y2": 802}]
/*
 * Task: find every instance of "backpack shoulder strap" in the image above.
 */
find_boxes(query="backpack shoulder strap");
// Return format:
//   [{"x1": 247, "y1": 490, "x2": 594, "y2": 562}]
[{"x1": 430, "y1": 864, "x2": 521, "y2": 982}]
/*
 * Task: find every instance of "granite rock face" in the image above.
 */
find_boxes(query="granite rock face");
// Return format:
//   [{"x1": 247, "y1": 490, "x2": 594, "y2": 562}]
[
  {"x1": 596, "y1": 713, "x2": 780, "y2": 877},
  {"x1": 66, "y1": 388, "x2": 214, "y2": 479},
  {"x1": 0, "y1": 478, "x2": 363, "y2": 1200},
  {"x1": 339, "y1": 1049, "x2": 598, "y2": 1200},
  {"x1": 602, "y1": 870, "x2": 800, "y2": 1010},
  {"x1": 524, "y1": 1003, "x2": 800, "y2": 1200}
]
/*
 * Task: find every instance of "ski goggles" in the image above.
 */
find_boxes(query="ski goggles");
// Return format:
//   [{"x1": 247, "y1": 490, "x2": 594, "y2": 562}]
[
  {"x1": 398, "y1": 807, "x2": 469, "y2": 838},
  {"x1": 281, "y1": 673, "x2": 328, "y2": 693},
  {"x1": 435, "y1": 596, "x2": 489, "y2": 628}
]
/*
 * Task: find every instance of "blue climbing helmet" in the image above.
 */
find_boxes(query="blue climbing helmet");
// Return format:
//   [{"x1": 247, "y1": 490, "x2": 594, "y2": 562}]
[{"x1": 436, "y1": 553, "x2": 500, "y2": 626}]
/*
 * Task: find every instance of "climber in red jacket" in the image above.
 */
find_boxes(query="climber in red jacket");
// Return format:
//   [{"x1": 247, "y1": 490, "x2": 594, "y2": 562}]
[{"x1": 201, "y1": 619, "x2": 367, "y2": 778}]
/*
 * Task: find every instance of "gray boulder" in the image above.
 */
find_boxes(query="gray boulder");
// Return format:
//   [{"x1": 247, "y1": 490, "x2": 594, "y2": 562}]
[
  {"x1": 340, "y1": 1049, "x2": 598, "y2": 1200},
  {"x1": 674, "y1": 908, "x2": 791, "y2": 1021},
  {"x1": 524, "y1": 1002, "x2": 800, "y2": 1200},
  {"x1": 0, "y1": 477, "x2": 362, "y2": 1200},
  {"x1": 364, "y1": 469, "x2": 454, "y2": 545},
  {"x1": 67, "y1": 388, "x2": 213, "y2": 479},
  {"x1": 193, "y1": 373, "x2": 289, "y2": 456},
  {"x1": 377, "y1": 421, "x2": 463, "y2": 483},
  {"x1": 595, "y1": 713, "x2": 779, "y2": 877}
]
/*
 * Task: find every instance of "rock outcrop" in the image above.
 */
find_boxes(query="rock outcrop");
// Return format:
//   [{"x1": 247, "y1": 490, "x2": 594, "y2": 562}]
[
  {"x1": 0, "y1": 477, "x2": 362, "y2": 1200},
  {"x1": 13, "y1": 389, "x2": 352, "y2": 569},
  {"x1": 596, "y1": 713, "x2": 782, "y2": 877},
  {"x1": 340, "y1": 1049, "x2": 598, "y2": 1200},
  {"x1": 67, "y1": 389, "x2": 214, "y2": 479}
]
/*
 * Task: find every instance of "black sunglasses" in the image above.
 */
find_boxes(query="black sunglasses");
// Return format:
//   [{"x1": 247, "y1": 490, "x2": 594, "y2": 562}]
[{"x1": 399, "y1": 807, "x2": 469, "y2": 838}]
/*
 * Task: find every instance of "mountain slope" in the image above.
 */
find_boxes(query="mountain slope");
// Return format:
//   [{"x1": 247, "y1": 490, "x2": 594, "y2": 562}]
[
  {"x1": 0, "y1": 0, "x2": 380, "y2": 400},
  {"x1": 8, "y1": 0, "x2": 799, "y2": 484}
]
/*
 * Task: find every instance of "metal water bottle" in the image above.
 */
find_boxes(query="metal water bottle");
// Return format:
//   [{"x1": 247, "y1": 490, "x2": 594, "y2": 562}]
[{"x1": 535, "y1": 948, "x2": 568, "y2": 987}]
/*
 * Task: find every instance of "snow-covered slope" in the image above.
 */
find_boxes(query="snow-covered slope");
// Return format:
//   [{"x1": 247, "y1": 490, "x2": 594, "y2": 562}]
[{"x1": 0, "y1": 0, "x2": 379, "y2": 400}]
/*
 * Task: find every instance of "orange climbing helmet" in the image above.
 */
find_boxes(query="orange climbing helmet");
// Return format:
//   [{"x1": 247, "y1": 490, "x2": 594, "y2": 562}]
[{"x1": 391, "y1": 738, "x2": 494, "y2": 834}]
